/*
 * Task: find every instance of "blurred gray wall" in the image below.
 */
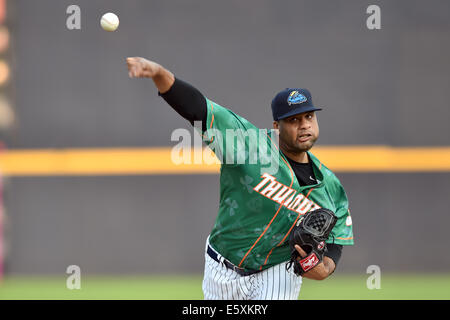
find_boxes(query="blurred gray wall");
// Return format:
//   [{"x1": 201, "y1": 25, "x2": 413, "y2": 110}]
[{"x1": 3, "y1": 0, "x2": 450, "y2": 275}]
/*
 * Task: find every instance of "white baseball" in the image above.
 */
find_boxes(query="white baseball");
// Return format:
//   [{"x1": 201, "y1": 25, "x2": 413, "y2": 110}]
[{"x1": 101, "y1": 13, "x2": 119, "y2": 32}]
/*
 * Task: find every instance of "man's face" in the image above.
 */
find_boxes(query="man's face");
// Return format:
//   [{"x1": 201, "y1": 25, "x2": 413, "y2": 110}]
[{"x1": 273, "y1": 111, "x2": 319, "y2": 154}]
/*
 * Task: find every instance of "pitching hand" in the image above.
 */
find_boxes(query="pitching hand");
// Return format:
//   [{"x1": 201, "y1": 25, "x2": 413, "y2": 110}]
[{"x1": 126, "y1": 57, "x2": 161, "y2": 79}]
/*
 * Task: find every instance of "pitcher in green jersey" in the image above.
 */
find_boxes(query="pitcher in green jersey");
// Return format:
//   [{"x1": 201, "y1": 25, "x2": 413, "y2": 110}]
[{"x1": 126, "y1": 57, "x2": 354, "y2": 300}]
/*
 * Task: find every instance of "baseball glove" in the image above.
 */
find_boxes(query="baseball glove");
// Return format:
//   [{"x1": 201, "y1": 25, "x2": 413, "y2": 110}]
[{"x1": 286, "y1": 208, "x2": 338, "y2": 276}]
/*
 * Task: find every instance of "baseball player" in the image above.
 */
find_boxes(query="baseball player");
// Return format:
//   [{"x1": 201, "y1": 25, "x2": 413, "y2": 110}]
[{"x1": 126, "y1": 57, "x2": 354, "y2": 300}]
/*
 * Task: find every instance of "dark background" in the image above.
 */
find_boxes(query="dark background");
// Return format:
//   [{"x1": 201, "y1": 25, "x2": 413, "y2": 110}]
[{"x1": 3, "y1": 0, "x2": 450, "y2": 275}]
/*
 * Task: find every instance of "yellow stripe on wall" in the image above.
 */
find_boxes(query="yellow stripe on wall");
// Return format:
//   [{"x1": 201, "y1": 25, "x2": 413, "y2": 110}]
[
  {"x1": 0, "y1": 147, "x2": 219, "y2": 176},
  {"x1": 0, "y1": 146, "x2": 449, "y2": 176}
]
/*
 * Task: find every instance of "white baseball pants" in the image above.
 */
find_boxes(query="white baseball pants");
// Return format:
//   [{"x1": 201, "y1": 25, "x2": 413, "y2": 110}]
[{"x1": 202, "y1": 238, "x2": 302, "y2": 300}]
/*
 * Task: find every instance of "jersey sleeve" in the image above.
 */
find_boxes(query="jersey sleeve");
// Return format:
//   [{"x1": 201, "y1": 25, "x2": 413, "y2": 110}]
[
  {"x1": 197, "y1": 97, "x2": 259, "y2": 165},
  {"x1": 328, "y1": 180, "x2": 354, "y2": 246}
]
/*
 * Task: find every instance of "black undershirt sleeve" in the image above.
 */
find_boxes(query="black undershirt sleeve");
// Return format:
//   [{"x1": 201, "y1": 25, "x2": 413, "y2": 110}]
[
  {"x1": 324, "y1": 243, "x2": 343, "y2": 268},
  {"x1": 158, "y1": 77, "x2": 207, "y2": 132}
]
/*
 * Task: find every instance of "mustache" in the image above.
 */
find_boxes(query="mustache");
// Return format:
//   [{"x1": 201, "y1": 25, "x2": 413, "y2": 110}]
[{"x1": 297, "y1": 132, "x2": 313, "y2": 138}]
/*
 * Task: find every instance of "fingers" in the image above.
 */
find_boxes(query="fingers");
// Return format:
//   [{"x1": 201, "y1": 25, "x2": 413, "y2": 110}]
[
  {"x1": 126, "y1": 57, "x2": 140, "y2": 65},
  {"x1": 126, "y1": 57, "x2": 153, "y2": 78},
  {"x1": 126, "y1": 57, "x2": 160, "y2": 79},
  {"x1": 126, "y1": 57, "x2": 142, "y2": 78},
  {"x1": 126, "y1": 57, "x2": 137, "y2": 70},
  {"x1": 126, "y1": 57, "x2": 135, "y2": 78},
  {"x1": 294, "y1": 244, "x2": 307, "y2": 258},
  {"x1": 128, "y1": 67, "x2": 137, "y2": 78}
]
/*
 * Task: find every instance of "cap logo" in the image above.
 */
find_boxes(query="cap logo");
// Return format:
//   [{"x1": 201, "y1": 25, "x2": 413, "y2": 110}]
[{"x1": 287, "y1": 91, "x2": 307, "y2": 106}]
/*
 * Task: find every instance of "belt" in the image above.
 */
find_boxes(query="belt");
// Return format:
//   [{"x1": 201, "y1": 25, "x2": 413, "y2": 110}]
[{"x1": 206, "y1": 244, "x2": 261, "y2": 276}]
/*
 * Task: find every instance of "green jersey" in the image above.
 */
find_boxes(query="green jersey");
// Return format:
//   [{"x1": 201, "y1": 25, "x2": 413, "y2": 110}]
[{"x1": 200, "y1": 98, "x2": 354, "y2": 272}]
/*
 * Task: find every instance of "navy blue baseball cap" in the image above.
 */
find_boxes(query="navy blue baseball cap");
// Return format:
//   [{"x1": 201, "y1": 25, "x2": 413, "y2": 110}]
[{"x1": 271, "y1": 88, "x2": 322, "y2": 121}]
